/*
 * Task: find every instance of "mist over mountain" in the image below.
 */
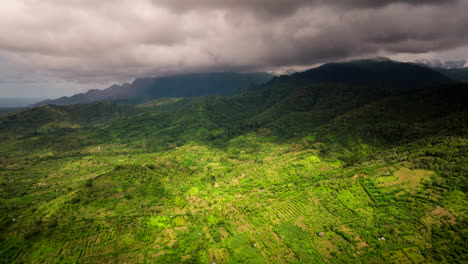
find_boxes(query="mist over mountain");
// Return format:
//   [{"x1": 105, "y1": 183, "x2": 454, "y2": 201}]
[
  {"x1": 282, "y1": 58, "x2": 455, "y2": 90},
  {"x1": 413, "y1": 59, "x2": 468, "y2": 83},
  {"x1": 33, "y1": 58, "x2": 457, "y2": 108},
  {"x1": 415, "y1": 59, "x2": 466, "y2": 69},
  {"x1": 434, "y1": 67, "x2": 468, "y2": 83}
]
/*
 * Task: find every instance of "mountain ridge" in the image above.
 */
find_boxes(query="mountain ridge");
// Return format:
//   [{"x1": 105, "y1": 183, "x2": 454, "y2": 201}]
[
  {"x1": 33, "y1": 58, "x2": 458, "y2": 107},
  {"x1": 33, "y1": 72, "x2": 272, "y2": 106},
  {"x1": 291, "y1": 58, "x2": 455, "y2": 89}
]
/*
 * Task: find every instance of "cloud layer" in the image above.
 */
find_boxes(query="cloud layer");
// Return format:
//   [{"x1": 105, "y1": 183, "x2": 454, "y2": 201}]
[{"x1": 0, "y1": 0, "x2": 467, "y2": 92}]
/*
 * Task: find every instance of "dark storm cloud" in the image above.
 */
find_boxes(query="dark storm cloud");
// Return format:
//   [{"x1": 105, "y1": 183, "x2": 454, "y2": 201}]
[
  {"x1": 155, "y1": 0, "x2": 457, "y2": 17},
  {"x1": 0, "y1": 0, "x2": 467, "y2": 91}
]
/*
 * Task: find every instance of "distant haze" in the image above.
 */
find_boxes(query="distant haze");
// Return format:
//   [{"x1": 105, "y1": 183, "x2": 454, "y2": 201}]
[
  {"x1": 0, "y1": 98, "x2": 46, "y2": 108},
  {"x1": 0, "y1": 0, "x2": 467, "y2": 97}
]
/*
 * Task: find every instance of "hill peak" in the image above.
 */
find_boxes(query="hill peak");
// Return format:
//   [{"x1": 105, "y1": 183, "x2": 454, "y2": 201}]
[{"x1": 289, "y1": 58, "x2": 455, "y2": 90}]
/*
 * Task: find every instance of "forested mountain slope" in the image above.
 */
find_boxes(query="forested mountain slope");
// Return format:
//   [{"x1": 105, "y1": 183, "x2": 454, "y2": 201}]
[{"x1": 33, "y1": 72, "x2": 272, "y2": 106}]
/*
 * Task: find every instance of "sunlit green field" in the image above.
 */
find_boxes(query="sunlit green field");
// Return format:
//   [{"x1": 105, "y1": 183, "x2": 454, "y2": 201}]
[{"x1": 1, "y1": 131, "x2": 466, "y2": 263}]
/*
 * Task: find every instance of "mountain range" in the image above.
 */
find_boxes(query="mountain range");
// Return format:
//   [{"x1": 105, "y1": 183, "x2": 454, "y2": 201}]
[
  {"x1": 33, "y1": 72, "x2": 272, "y2": 106},
  {"x1": 32, "y1": 57, "x2": 462, "y2": 107}
]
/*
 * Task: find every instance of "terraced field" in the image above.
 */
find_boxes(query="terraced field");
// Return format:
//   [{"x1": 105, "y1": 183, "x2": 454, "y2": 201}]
[{"x1": 1, "y1": 131, "x2": 466, "y2": 263}]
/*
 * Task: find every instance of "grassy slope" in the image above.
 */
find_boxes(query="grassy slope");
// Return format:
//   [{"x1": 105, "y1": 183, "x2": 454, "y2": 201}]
[{"x1": 0, "y1": 83, "x2": 467, "y2": 263}]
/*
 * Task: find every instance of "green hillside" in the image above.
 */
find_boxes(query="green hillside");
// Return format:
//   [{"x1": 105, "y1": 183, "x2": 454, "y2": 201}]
[{"x1": 0, "y1": 69, "x2": 467, "y2": 263}]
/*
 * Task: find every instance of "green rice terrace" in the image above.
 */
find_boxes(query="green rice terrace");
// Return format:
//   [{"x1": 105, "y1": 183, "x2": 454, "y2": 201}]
[{"x1": 0, "y1": 69, "x2": 467, "y2": 263}]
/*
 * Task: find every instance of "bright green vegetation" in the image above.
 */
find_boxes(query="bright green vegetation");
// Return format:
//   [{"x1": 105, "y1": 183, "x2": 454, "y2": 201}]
[{"x1": 0, "y1": 80, "x2": 467, "y2": 263}]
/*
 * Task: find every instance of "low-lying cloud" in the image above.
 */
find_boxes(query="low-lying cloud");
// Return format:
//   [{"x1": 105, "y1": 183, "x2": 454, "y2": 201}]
[{"x1": 0, "y1": 0, "x2": 467, "y2": 95}]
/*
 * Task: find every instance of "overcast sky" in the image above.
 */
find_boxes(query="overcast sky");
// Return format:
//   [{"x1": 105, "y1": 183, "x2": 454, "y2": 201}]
[{"x1": 0, "y1": 0, "x2": 467, "y2": 98}]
